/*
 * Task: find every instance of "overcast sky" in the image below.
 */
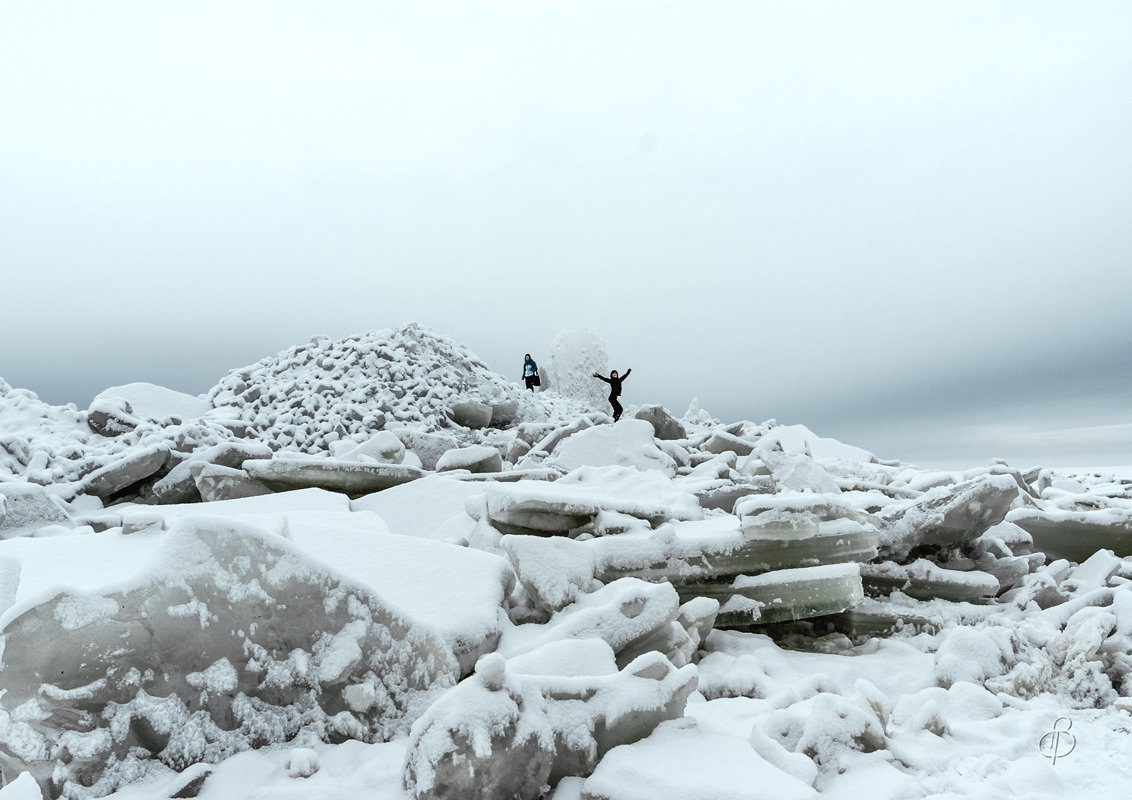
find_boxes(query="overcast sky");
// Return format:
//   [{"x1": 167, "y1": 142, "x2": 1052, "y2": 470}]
[{"x1": 2, "y1": 1, "x2": 1130, "y2": 468}]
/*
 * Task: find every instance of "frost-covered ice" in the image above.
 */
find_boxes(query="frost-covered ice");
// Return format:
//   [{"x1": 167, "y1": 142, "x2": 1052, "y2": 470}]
[{"x1": 2, "y1": 325, "x2": 1132, "y2": 799}]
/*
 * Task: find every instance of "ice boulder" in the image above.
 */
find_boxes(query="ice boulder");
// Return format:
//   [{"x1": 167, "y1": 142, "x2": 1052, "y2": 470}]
[
  {"x1": 449, "y1": 400, "x2": 492, "y2": 430},
  {"x1": 548, "y1": 420, "x2": 677, "y2": 475},
  {"x1": 394, "y1": 430, "x2": 460, "y2": 472},
  {"x1": 86, "y1": 382, "x2": 209, "y2": 437},
  {"x1": 436, "y1": 445, "x2": 503, "y2": 475},
  {"x1": 0, "y1": 518, "x2": 458, "y2": 798},
  {"x1": 402, "y1": 647, "x2": 697, "y2": 800}
]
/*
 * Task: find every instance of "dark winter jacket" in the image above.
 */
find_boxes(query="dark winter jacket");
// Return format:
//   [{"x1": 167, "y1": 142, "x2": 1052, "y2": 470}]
[{"x1": 593, "y1": 369, "x2": 630, "y2": 397}]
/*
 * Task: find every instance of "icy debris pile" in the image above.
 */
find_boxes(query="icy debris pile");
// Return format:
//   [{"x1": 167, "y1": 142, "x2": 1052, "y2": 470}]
[
  {"x1": 918, "y1": 548, "x2": 1132, "y2": 708},
  {"x1": 208, "y1": 324, "x2": 558, "y2": 453},
  {"x1": 0, "y1": 379, "x2": 243, "y2": 500},
  {"x1": 0, "y1": 518, "x2": 458, "y2": 798},
  {"x1": 0, "y1": 325, "x2": 594, "y2": 503}
]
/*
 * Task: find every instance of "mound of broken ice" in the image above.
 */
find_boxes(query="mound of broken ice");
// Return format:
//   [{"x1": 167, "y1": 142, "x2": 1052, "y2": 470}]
[{"x1": 5, "y1": 327, "x2": 1132, "y2": 799}]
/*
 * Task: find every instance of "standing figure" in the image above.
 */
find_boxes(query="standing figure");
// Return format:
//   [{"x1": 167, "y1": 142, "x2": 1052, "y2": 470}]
[
  {"x1": 522, "y1": 354, "x2": 540, "y2": 391},
  {"x1": 593, "y1": 368, "x2": 631, "y2": 421}
]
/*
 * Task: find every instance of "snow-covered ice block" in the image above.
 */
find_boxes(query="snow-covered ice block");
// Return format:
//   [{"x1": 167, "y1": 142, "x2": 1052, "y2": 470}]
[
  {"x1": 402, "y1": 649, "x2": 697, "y2": 800},
  {"x1": 600, "y1": 515, "x2": 876, "y2": 585},
  {"x1": 581, "y1": 718, "x2": 817, "y2": 800},
  {"x1": 273, "y1": 510, "x2": 516, "y2": 676},
  {"x1": 194, "y1": 463, "x2": 273, "y2": 502},
  {"x1": 691, "y1": 477, "x2": 774, "y2": 512},
  {"x1": 470, "y1": 466, "x2": 701, "y2": 538},
  {"x1": 525, "y1": 418, "x2": 598, "y2": 462},
  {"x1": 546, "y1": 327, "x2": 610, "y2": 410},
  {"x1": 0, "y1": 482, "x2": 73, "y2": 537},
  {"x1": 86, "y1": 382, "x2": 209, "y2": 436},
  {"x1": 701, "y1": 430, "x2": 756, "y2": 456},
  {"x1": 1060, "y1": 549, "x2": 1123, "y2": 593},
  {"x1": 243, "y1": 455, "x2": 424, "y2": 497},
  {"x1": 501, "y1": 510, "x2": 875, "y2": 614},
  {"x1": 435, "y1": 445, "x2": 503, "y2": 474},
  {"x1": 548, "y1": 420, "x2": 677, "y2": 475},
  {"x1": 1006, "y1": 507, "x2": 1132, "y2": 563},
  {"x1": 755, "y1": 437, "x2": 841, "y2": 494},
  {"x1": 0, "y1": 517, "x2": 457, "y2": 798},
  {"x1": 762, "y1": 423, "x2": 876, "y2": 465},
  {"x1": 148, "y1": 441, "x2": 273, "y2": 504},
  {"x1": 352, "y1": 475, "x2": 483, "y2": 542},
  {"x1": 877, "y1": 474, "x2": 1019, "y2": 561},
  {"x1": 755, "y1": 688, "x2": 886, "y2": 770},
  {"x1": 630, "y1": 405, "x2": 686, "y2": 441},
  {"x1": 393, "y1": 429, "x2": 460, "y2": 472},
  {"x1": 860, "y1": 560, "x2": 1000, "y2": 603},
  {"x1": 330, "y1": 431, "x2": 407, "y2": 464},
  {"x1": 502, "y1": 533, "x2": 600, "y2": 611},
  {"x1": 933, "y1": 626, "x2": 1012, "y2": 688},
  {"x1": 498, "y1": 578, "x2": 683, "y2": 669},
  {"x1": 79, "y1": 445, "x2": 171, "y2": 499},
  {"x1": 449, "y1": 400, "x2": 492, "y2": 430},
  {"x1": 679, "y1": 563, "x2": 865, "y2": 627}
]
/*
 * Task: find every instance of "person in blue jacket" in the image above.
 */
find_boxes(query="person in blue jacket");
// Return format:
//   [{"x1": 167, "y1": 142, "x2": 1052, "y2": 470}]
[
  {"x1": 522, "y1": 354, "x2": 540, "y2": 391},
  {"x1": 593, "y1": 368, "x2": 631, "y2": 421}
]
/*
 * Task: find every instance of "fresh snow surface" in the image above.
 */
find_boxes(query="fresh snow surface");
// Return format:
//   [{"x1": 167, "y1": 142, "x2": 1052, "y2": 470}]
[{"x1": 1, "y1": 325, "x2": 1131, "y2": 800}]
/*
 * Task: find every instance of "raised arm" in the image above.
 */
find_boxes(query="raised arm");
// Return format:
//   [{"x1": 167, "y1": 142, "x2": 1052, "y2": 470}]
[
  {"x1": 593, "y1": 373, "x2": 611, "y2": 384},
  {"x1": 621, "y1": 368, "x2": 631, "y2": 380}
]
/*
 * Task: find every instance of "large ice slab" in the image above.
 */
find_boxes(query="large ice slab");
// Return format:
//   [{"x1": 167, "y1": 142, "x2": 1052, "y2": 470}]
[
  {"x1": 500, "y1": 498, "x2": 877, "y2": 614},
  {"x1": 498, "y1": 578, "x2": 687, "y2": 669},
  {"x1": 1006, "y1": 507, "x2": 1132, "y2": 562},
  {"x1": 243, "y1": 455, "x2": 424, "y2": 497},
  {"x1": 861, "y1": 560, "x2": 1000, "y2": 603},
  {"x1": 469, "y1": 466, "x2": 701, "y2": 538},
  {"x1": 546, "y1": 420, "x2": 677, "y2": 475},
  {"x1": 403, "y1": 649, "x2": 697, "y2": 800},
  {"x1": 352, "y1": 475, "x2": 486, "y2": 542},
  {"x1": 677, "y1": 563, "x2": 865, "y2": 627},
  {"x1": 274, "y1": 510, "x2": 516, "y2": 676},
  {"x1": 877, "y1": 474, "x2": 1019, "y2": 561},
  {"x1": 0, "y1": 518, "x2": 457, "y2": 798}
]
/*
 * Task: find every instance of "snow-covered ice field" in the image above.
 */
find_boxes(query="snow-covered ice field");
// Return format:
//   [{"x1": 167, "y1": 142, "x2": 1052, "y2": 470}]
[{"x1": 1, "y1": 325, "x2": 1130, "y2": 800}]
